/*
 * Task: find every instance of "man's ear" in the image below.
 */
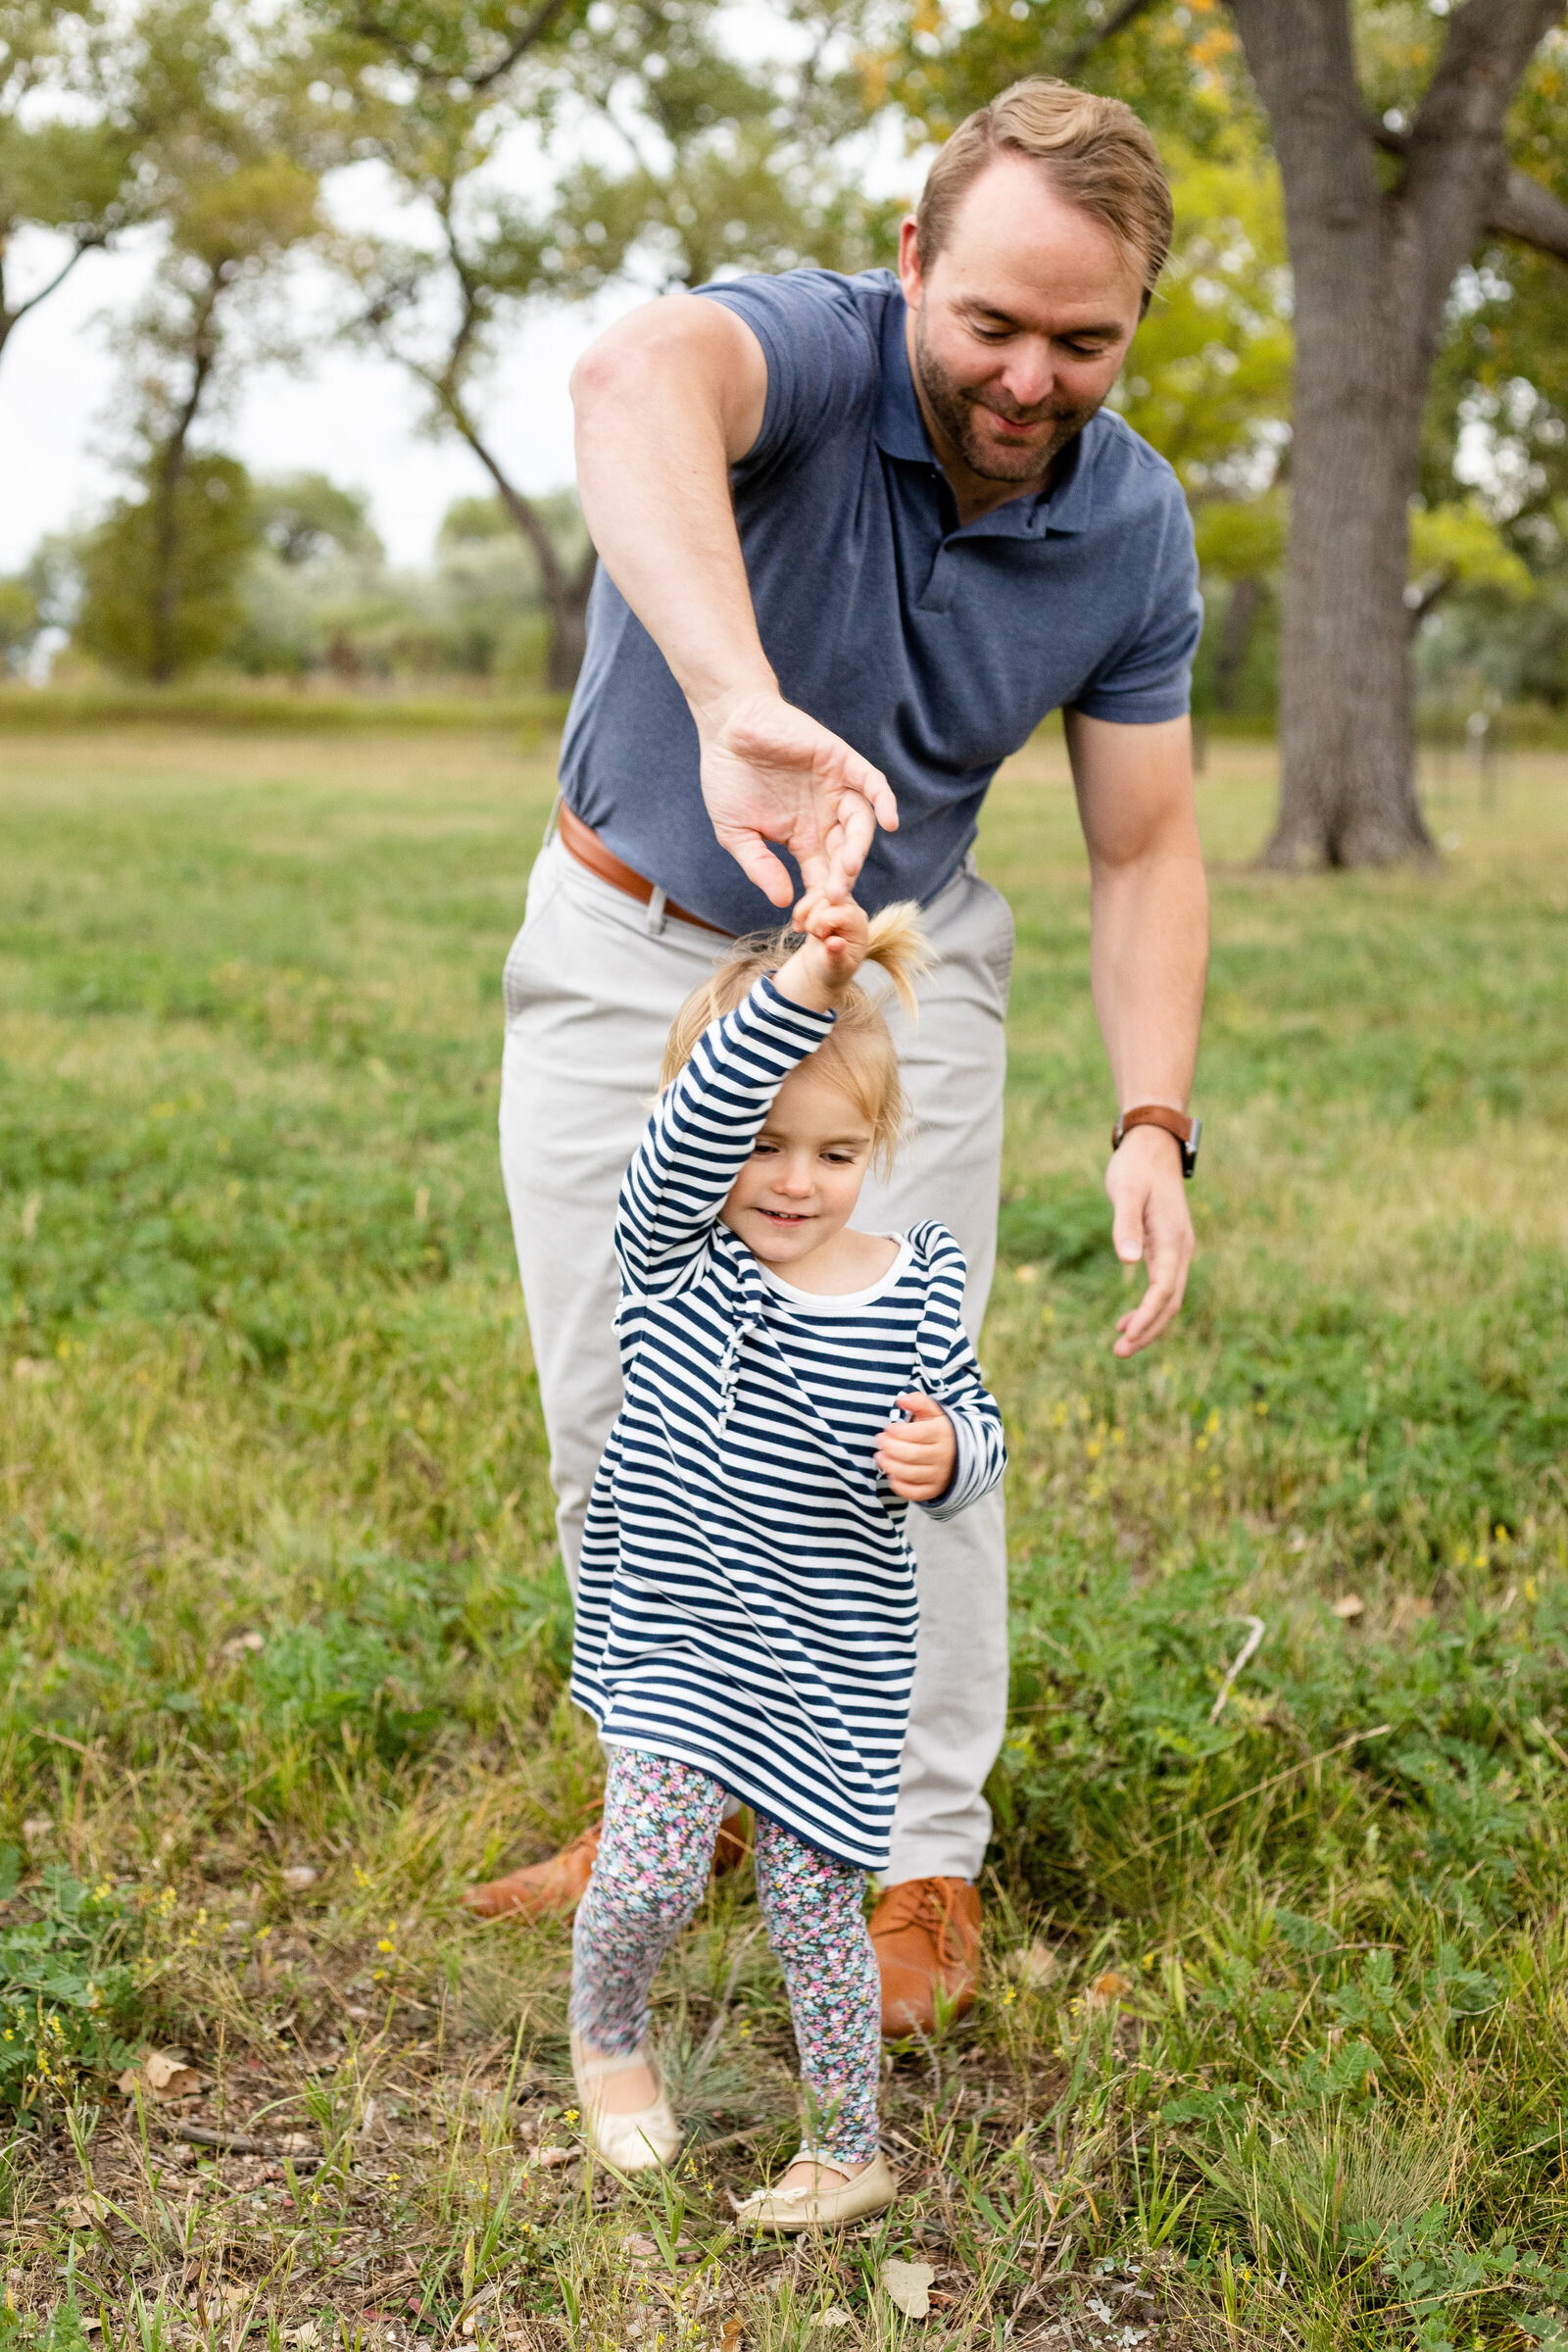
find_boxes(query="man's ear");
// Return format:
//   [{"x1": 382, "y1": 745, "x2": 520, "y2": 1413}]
[{"x1": 897, "y1": 216, "x2": 923, "y2": 309}]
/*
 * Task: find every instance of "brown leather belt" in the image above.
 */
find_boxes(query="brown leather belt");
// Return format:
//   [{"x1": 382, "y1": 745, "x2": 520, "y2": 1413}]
[{"x1": 557, "y1": 803, "x2": 731, "y2": 936}]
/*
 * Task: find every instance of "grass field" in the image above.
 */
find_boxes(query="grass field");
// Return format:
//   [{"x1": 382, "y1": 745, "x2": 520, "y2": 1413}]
[{"x1": 0, "y1": 728, "x2": 1565, "y2": 2352}]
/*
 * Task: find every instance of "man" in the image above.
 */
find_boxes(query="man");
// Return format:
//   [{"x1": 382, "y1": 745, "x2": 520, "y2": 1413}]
[{"x1": 466, "y1": 76, "x2": 1208, "y2": 2035}]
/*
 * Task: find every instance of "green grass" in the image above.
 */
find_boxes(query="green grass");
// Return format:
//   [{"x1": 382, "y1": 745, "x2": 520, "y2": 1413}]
[{"x1": 0, "y1": 728, "x2": 1566, "y2": 2349}]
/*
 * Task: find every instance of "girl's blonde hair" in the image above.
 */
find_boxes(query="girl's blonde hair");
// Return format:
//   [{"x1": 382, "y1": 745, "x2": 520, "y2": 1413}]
[{"x1": 661, "y1": 904, "x2": 931, "y2": 1175}]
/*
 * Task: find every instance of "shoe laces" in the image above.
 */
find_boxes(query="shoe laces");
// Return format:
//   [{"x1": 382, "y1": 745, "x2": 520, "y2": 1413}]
[{"x1": 876, "y1": 1876, "x2": 968, "y2": 1963}]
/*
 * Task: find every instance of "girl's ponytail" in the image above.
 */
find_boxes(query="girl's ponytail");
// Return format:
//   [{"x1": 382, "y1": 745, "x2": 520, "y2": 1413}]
[
  {"x1": 864, "y1": 901, "x2": 932, "y2": 1017},
  {"x1": 660, "y1": 898, "x2": 933, "y2": 1173}
]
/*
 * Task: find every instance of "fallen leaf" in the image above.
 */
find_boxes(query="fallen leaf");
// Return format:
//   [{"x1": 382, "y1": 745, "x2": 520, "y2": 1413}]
[
  {"x1": 625, "y1": 2233, "x2": 660, "y2": 2258},
  {"x1": 140, "y1": 2047, "x2": 202, "y2": 2102},
  {"x1": 817, "y1": 2312, "x2": 854, "y2": 2330},
  {"x1": 278, "y1": 2131, "x2": 314, "y2": 2156},
  {"x1": 280, "y1": 1865, "x2": 318, "y2": 1892},
  {"x1": 1088, "y1": 1969, "x2": 1132, "y2": 2008},
  {"x1": 220, "y1": 1630, "x2": 266, "y2": 1662},
  {"x1": 531, "y1": 2143, "x2": 574, "y2": 2169},
  {"x1": 718, "y1": 2321, "x2": 745, "y2": 2352},
  {"x1": 881, "y1": 2259, "x2": 935, "y2": 2320},
  {"x1": 1006, "y1": 1938, "x2": 1058, "y2": 1988},
  {"x1": 287, "y1": 2326, "x2": 321, "y2": 2350},
  {"x1": 1331, "y1": 1593, "x2": 1366, "y2": 1620},
  {"x1": 359, "y1": 2095, "x2": 379, "y2": 2136},
  {"x1": 21, "y1": 1815, "x2": 51, "y2": 1850},
  {"x1": 56, "y1": 2195, "x2": 102, "y2": 2230}
]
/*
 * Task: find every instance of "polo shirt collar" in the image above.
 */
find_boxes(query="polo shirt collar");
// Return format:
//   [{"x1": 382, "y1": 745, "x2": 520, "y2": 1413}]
[{"x1": 873, "y1": 286, "x2": 1097, "y2": 537}]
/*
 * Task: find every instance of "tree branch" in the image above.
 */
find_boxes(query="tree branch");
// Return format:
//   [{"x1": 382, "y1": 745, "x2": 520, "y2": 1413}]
[
  {"x1": 1059, "y1": 0, "x2": 1156, "y2": 79},
  {"x1": 2, "y1": 228, "x2": 109, "y2": 337},
  {"x1": 1487, "y1": 163, "x2": 1568, "y2": 263},
  {"x1": 471, "y1": 0, "x2": 576, "y2": 89},
  {"x1": 354, "y1": 0, "x2": 575, "y2": 93}
]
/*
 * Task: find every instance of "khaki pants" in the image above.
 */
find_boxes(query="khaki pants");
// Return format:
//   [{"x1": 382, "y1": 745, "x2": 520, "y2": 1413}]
[{"x1": 499, "y1": 830, "x2": 1013, "y2": 1883}]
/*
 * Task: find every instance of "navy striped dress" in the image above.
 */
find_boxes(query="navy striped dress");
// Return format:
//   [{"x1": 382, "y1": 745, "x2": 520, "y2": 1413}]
[{"x1": 569, "y1": 975, "x2": 1006, "y2": 1871}]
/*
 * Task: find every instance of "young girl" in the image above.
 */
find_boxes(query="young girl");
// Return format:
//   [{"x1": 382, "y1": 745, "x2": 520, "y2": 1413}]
[{"x1": 565, "y1": 886, "x2": 1005, "y2": 2231}]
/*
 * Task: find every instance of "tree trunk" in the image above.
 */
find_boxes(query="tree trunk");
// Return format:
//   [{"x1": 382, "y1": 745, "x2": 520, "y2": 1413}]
[
  {"x1": 1225, "y1": 0, "x2": 1565, "y2": 868},
  {"x1": 1213, "y1": 573, "x2": 1264, "y2": 714},
  {"x1": 1267, "y1": 238, "x2": 1433, "y2": 865},
  {"x1": 148, "y1": 311, "x2": 218, "y2": 686},
  {"x1": 545, "y1": 549, "x2": 597, "y2": 693},
  {"x1": 448, "y1": 405, "x2": 597, "y2": 693}
]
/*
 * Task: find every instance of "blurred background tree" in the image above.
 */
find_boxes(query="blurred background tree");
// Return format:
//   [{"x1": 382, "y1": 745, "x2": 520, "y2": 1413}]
[
  {"x1": 7, "y1": 0, "x2": 1568, "y2": 755},
  {"x1": 314, "y1": 0, "x2": 896, "y2": 687},
  {"x1": 75, "y1": 451, "x2": 256, "y2": 678},
  {"x1": 0, "y1": 0, "x2": 140, "y2": 371},
  {"x1": 73, "y1": 0, "x2": 329, "y2": 681}
]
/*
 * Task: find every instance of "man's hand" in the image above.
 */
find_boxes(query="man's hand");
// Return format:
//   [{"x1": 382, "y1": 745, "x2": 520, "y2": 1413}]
[
  {"x1": 875, "y1": 1392, "x2": 956, "y2": 1502},
  {"x1": 1106, "y1": 1124, "x2": 1195, "y2": 1357},
  {"x1": 772, "y1": 886, "x2": 870, "y2": 1010},
  {"x1": 698, "y1": 685, "x2": 899, "y2": 908}
]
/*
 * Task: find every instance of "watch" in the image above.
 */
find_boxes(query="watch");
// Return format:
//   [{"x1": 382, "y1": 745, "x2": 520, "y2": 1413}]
[{"x1": 1111, "y1": 1104, "x2": 1200, "y2": 1180}]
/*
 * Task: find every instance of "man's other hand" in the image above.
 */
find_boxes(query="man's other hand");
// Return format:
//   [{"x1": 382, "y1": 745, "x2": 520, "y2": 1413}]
[
  {"x1": 698, "y1": 685, "x2": 899, "y2": 907},
  {"x1": 1105, "y1": 1123, "x2": 1194, "y2": 1357}
]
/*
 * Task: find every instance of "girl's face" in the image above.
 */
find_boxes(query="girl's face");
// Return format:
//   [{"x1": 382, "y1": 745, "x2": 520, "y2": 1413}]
[{"x1": 720, "y1": 1061, "x2": 875, "y2": 1271}]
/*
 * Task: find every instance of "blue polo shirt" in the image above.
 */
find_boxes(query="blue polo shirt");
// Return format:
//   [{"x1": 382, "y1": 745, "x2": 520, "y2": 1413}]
[{"x1": 559, "y1": 267, "x2": 1200, "y2": 936}]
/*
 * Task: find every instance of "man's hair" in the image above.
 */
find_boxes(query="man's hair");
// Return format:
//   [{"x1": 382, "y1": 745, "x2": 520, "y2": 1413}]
[{"x1": 915, "y1": 77, "x2": 1174, "y2": 304}]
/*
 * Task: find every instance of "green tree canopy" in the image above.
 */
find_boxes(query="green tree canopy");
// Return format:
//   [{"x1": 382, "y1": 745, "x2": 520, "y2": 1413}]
[
  {"x1": 75, "y1": 451, "x2": 255, "y2": 680},
  {"x1": 253, "y1": 472, "x2": 383, "y2": 566}
]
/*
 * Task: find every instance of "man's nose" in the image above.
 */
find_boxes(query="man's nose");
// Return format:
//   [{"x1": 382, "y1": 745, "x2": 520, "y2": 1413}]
[{"x1": 1000, "y1": 341, "x2": 1054, "y2": 409}]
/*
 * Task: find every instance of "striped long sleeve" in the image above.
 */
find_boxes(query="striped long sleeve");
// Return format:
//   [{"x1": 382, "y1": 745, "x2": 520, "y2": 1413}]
[{"x1": 899, "y1": 1221, "x2": 1007, "y2": 1524}]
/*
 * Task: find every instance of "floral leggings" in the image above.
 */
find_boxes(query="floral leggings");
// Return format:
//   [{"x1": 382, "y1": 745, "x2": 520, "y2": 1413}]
[{"x1": 569, "y1": 1745, "x2": 882, "y2": 2168}]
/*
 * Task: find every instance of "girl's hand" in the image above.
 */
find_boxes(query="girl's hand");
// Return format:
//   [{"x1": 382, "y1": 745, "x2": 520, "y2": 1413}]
[
  {"x1": 875, "y1": 1392, "x2": 956, "y2": 1502},
  {"x1": 771, "y1": 887, "x2": 869, "y2": 1011}
]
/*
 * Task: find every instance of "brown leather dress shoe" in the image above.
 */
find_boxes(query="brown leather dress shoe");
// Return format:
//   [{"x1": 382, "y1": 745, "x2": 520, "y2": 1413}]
[
  {"x1": 462, "y1": 1821, "x2": 602, "y2": 1920},
  {"x1": 869, "y1": 1876, "x2": 982, "y2": 2037},
  {"x1": 462, "y1": 1807, "x2": 753, "y2": 1923}
]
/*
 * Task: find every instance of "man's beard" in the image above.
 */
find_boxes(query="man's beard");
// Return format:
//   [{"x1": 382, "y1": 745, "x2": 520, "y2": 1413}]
[{"x1": 912, "y1": 309, "x2": 1100, "y2": 486}]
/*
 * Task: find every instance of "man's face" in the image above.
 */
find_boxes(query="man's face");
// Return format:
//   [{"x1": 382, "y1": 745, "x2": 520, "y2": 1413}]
[{"x1": 899, "y1": 153, "x2": 1145, "y2": 491}]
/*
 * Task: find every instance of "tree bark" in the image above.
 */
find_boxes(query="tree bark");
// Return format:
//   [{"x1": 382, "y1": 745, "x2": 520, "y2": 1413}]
[
  {"x1": 149, "y1": 321, "x2": 218, "y2": 686},
  {"x1": 1213, "y1": 573, "x2": 1265, "y2": 713},
  {"x1": 1225, "y1": 0, "x2": 1564, "y2": 867}
]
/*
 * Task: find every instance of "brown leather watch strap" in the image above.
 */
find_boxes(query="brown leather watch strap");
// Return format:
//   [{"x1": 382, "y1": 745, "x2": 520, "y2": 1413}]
[
  {"x1": 558, "y1": 804, "x2": 731, "y2": 937},
  {"x1": 1111, "y1": 1103, "x2": 1201, "y2": 1178}
]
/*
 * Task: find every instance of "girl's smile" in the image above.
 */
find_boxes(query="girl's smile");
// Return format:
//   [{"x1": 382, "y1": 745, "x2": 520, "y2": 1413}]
[{"x1": 720, "y1": 1061, "x2": 898, "y2": 1293}]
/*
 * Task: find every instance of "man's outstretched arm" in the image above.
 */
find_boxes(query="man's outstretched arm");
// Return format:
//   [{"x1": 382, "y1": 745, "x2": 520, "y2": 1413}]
[
  {"x1": 570, "y1": 297, "x2": 898, "y2": 907},
  {"x1": 1066, "y1": 709, "x2": 1208, "y2": 1357}
]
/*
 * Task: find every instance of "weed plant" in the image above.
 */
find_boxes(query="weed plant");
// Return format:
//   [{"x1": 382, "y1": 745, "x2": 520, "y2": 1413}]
[{"x1": 0, "y1": 731, "x2": 1564, "y2": 2348}]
